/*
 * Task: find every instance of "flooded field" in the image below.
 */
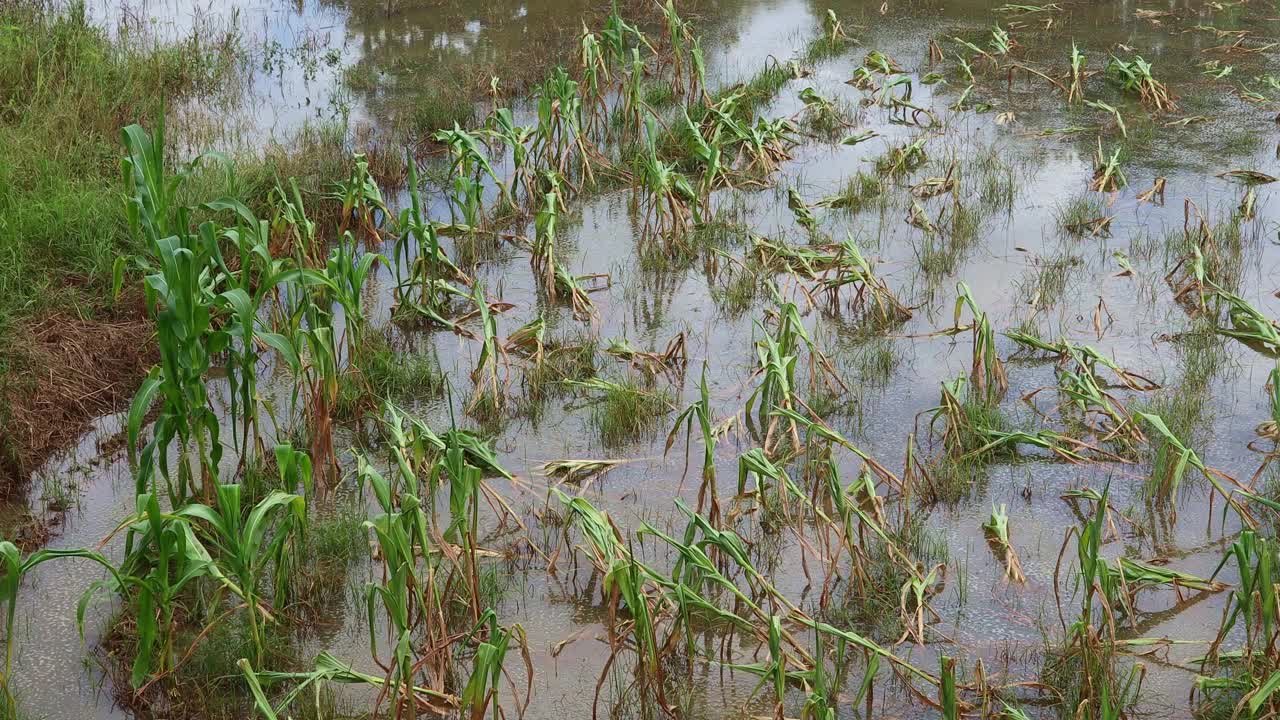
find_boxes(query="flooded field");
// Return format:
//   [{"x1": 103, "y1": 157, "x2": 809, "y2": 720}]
[{"x1": 3, "y1": 0, "x2": 1280, "y2": 719}]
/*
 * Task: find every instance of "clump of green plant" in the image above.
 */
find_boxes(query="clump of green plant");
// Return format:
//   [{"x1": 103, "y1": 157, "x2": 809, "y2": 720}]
[
  {"x1": 1057, "y1": 194, "x2": 1112, "y2": 236},
  {"x1": 566, "y1": 377, "x2": 673, "y2": 447},
  {"x1": 803, "y1": 9, "x2": 854, "y2": 63},
  {"x1": 1107, "y1": 55, "x2": 1177, "y2": 111},
  {"x1": 0, "y1": 2, "x2": 240, "y2": 339},
  {"x1": 1090, "y1": 138, "x2": 1127, "y2": 192},
  {"x1": 1193, "y1": 531, "x2": 1280, "y2": 717},
  {"x1": 983, "y1": 504, "x2": 1026, "y2": 583},
  {"x1": 1044, "y1": 486, "x2": 1146, "y2": 719}
]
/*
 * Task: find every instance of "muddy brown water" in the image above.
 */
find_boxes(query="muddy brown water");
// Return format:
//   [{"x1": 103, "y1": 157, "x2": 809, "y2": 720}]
[{"x1": 7, "y1": 0, "x2": 1280, "y2": 718}]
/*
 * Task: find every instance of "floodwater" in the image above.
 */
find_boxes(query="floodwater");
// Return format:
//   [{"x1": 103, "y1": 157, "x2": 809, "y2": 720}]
[{"x1": 9, "y1": 0, "x2": 1280, "y2": 718}]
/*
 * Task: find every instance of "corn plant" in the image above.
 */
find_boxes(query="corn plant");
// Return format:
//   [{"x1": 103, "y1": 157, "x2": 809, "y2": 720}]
[
  {"x1": 1051, "y1": 484, "x2": 1141, "y2": 717},
  {"x1": 460, "y1": 610, "x2": 528, "y2": 720},
  {"x1": 635, "y1": 113, "x2": 699, "y2": 245},
  {"x1": 1212, "y1": 287, "x2": 1280, "y2": 356},
  {"x1": 600, "y1": 2, "x2": 652, "y2": 69},
  {"x1": 331, "y1": 152, "x2": 390, "y2": 240},
  {"x1": 619, "y1": 47, "x2": 649, "y2": 141},
  {"x1": 578, "y1": 25, "x2": 610, "y2": 137},
  {"x1": 689, "y1": 35, "x2": 707, "y2": 100},
  {"x1": 746, "y1": 317, "x2": 803, "y2": 451},
  {"x1": 383, "y1": 402, "x2": 513, "y2": 480},
  {"x1": 1137, "y1": 413, "x2": 1254, "y2": 524},
  {"x1": 1005, "y1": 331, "x2": 1159, "y2": 390},
  {"x1": 275, "y1": 262, "x2": 342, "y2": 494},
  {"x1": 736, "y1": 116, "x2": 797, "y2": 175},
  {"x1": 737, "y1": 447, "x2": 812, "y2": 519},
  {"x1": 394, "y1": 151, "x2": 471, "y2": 325},
  {"x1": 658, "y1": 0, "x2": 693, "y2": 98},
  {"x1": 435, "y1": 123, "x2": 505, "y2": 229},
  {"x1": 679, "y1": 106, "x2": 728, "y2": 208},
  {"x1": 875, "y1": 137, "x2": 927, "y2": 176},
  {"x1": 238, "y1": 652, "x2": 458, "y2": 719},
  {"x1": 787, "y1": 187, "x2": 819, "y2": 233},
  {"x1": 968, "y1": 426, "x2": 1115, "y2": 463},
  {"x1": 952, "y1": 282, "x2": 1008, "y2": 404},
  {"x1": 818, "y1": 236, "x2": 912, "y2": 326},
  {"x1": 1107, "y1": 55, "x2": 1177, "y2": 111},
  {"x1": 1085, "y1": 99, "x2": 1127, "y2": 138},
  {"x1": 505, "y1": 314, "x2": 546, "y2": 365},
  {"x1": 359, "y1": 455, "x2": 441, "y2": 716},
  {"x1": 532, "y1": 189, "x2": 559, "y2": 296},
  {"x1": 989, "y1": 23, "x2": 1013, "y2": 55},
  {"x1": 122, "y1": 124, "x2": 223, "y2": 504},
  {"x1": 667, "y1": 365, "x2": 723, "y2": 521},
  {"x1": 983, "y1": 504, "x2": 1026, "y2": 583},
  {"x1": 1257, "y1": 363, "x2": 1280, "y2": 440},
  {"x1": 1195, "y1": 531, "x2": 1280, "y2": 717},
  {"x1": 553, "y1": 265, "x2": 606, "y2": 321},
  {"x1": 485, "y1": 108, "x2": 535, "y2": 204},
  {"x1": 1068, "y1": 42, "x2": 1086, "y2": 103},
  {"x1": 541, "y1": 458, "x2": 630, "y2": 484},
  {"x1": 941, "y1": 656, "x2": 959, "y2": 720},
  {"x1": 533, "y1": 67, "x2": 592, "y2": 183},
  {"x1": 83, "y1": 492, "x2": 222, "y2": 688},
  {"x1": 178, "y1": 486, "x2": 305, "y2": 666},
  {"x1": 2, "y1": 542, "x2": 117, "y2": 716},
  {"x1": 1091, "y1": 137, "x2": 1127, "y2": 191},
  {"x1": 466, "y1": 282, "x2": 506, "y2": 421},
  {"x1": 326, "y1": 230, "x2": 384, "y2": 360},
  {"x1": 434, "y1": 423, "x2": 492, "y2": 619}
]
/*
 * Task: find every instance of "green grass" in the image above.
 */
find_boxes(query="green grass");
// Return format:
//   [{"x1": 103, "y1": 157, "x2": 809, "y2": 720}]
[
  {"x1": 576, "y1": 377, "x2": 673, "y2": 448},
  {"x1": 0, "y1": 3, "x2": 242, "y2": 336},
  {"x1": 337, "y1": 332, "x2": 445, "y2": 417},
  {"x1": 827, "y1": 171, "x2": 884, "y2": 214},
  {"x1": 1056, "y1": 193, "x2": 1108, "y2": 235}
]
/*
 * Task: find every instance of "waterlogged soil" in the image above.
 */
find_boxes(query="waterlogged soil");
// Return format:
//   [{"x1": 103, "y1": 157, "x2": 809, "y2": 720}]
[{"x1": 9, "y1": 0, "x2": 1280, "y2": 718}]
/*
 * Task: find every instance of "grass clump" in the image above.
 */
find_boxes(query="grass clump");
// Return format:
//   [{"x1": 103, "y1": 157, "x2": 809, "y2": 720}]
[
  {"x1": 0, "y1": 3, "x2": 240, "y2": 335},
  {"x1": 337, "y1": 333, "x2": 445, "y2": 417},
  {"x1": 1056, "y1": 194, "x2": 1110, "y2": 236},
  {"x1": 568, "y1": 376, "x2": 673, "y2": 447},
  {"x1": 824, "y1": 171, "x2": 883, "y2": 214}
]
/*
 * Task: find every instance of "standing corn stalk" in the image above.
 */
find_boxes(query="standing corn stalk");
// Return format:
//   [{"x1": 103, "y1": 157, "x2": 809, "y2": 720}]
[{"x1": 121, "y1": 123, "x2": 223, "y2": 504}]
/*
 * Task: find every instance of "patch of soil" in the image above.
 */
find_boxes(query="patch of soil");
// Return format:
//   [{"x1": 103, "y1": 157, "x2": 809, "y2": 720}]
[{"x1": 0, "y1": 298, "x2": 155, "y2": 496}]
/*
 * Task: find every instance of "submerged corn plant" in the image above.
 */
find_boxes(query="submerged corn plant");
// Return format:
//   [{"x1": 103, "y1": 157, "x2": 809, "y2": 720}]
[
  {"x1": 1107, "y1": 55, "x2": 1177, "y2": 111},
  {"x1": 485, "y1": 108, "x2": 535, "y2": 204},
  {"x1": 533, "y1": 66, "x2": 593, "y2": 184},
  {"x1": 818, "y1": 236, "x2": 912, "y2": 326},
  {"x1": 679, "y1": 106, "x2": 729, "y2": 208},
  {"x1": 1090, "y1": 138, "x2": 1127, "y2": 192},
  {"x1": 394, "y1": 151, "x2": 472, "y2": 327},
  {"x1": 746, "y1": 296, "x2": 846, "y2": 453},
  {"x1": 667, "y1": 364, "x2": 724, "y2": 521},
  {"x1": 983, "y1": 504, "x2": 1026, "y2": 583},
  {"x1": 950, "y1": 282, "x2": 1008, "y2": 404},
  {"x1": 1049, "y1": 485, "x2": 1145, "y2": 719},
  {"x1": 1, "y1": 543, "x2": 117, "y2": 717},
  {"x1": 178, "y1": 485, "x2": 306, "y2": 667},
  {"x1": 635, "y1": 113, "x2": 699, "y2": 247},
  {"x1": 331, "y1": 152, "x2": 391, "y2": 241},
  {"x1": 1211, "y1": 287, "x2": 1280, "y2": 357},
  {"x1": 1194, "y1": 531, "x2": 1280, "y2": 718},
  {"x1": 434, "y1": 123, "x2": 506, "y2": 229},
  {"x1": 1137, "y1": 413, "x2": 1254, "y2": 524},
  {"x1": 466, "y1": 283, "x2": 506, "y2": 423},
  {"x1": 1068, "y1": 42, "x2": 1086, "y2": 103}
]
